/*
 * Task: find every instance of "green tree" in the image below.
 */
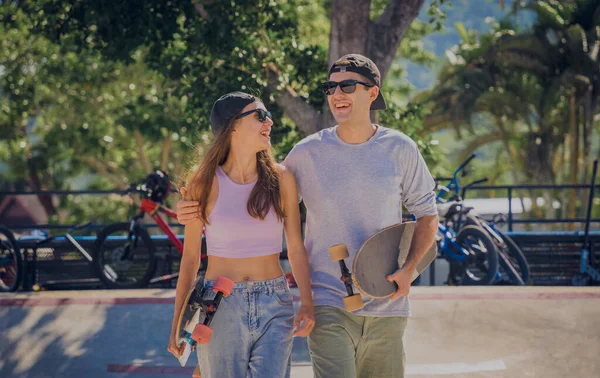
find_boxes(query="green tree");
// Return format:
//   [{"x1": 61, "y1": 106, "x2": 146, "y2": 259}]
[
  {"x1": 419, "y1": 1, "x2": 600, "y2": 179},
  {"x1": 1, "y1": 0, "x2": 447, "y2": 224},
  {"x1": 0, "y1": 7, "x2": 194, "y2": 223},
  {"x1": 416, "y1": 0, "x2": 600, "y2": 224}
]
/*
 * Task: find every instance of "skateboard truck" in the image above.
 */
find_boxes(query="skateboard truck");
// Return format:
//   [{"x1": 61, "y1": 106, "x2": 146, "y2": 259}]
[
  {"x1": 328, "y1": 244, "x2": 365, "y2": 312},
  {"x1": 339, "y1": 259, "x2": 354, "y2": 295}
]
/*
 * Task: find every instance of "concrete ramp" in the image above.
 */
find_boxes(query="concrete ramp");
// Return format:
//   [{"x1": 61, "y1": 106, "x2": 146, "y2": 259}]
[
  {"x1": 406, "y1": 287, "x2": 600, "y2": 377},
  {"x1": 1, "y1": 287, "x2": 599, "y2": 378}
]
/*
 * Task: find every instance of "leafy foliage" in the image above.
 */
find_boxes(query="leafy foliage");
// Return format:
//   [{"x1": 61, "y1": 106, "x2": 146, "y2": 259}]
[
  {"x1": 418, "y1": 0, "x2": 600, "y2": 186},
  {"x1": 1, "y1": 0, "x2": 442, "y2": 225}
]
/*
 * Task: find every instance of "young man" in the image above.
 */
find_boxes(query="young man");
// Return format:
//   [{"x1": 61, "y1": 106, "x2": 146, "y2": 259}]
[{"x1": 177, "y1": 54, "x2": 439, "y2": 378}]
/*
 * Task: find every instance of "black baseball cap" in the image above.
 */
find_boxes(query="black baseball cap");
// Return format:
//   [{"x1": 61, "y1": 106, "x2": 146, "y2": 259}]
[
  {"x1": 209, "y1": 91, "x2": 256, "y2": 136},
  {"x1": 327, "y1": 54, "x2": 387, "y2": 110}
]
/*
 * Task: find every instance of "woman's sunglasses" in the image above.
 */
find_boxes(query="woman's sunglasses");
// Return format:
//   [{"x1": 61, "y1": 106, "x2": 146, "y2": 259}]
[
  {"x1": 235, "y1": 109, "x2": 272, "y2": 123},
  {"x1": 321, "y1": 79, "x2": 374, "y2": 96}
]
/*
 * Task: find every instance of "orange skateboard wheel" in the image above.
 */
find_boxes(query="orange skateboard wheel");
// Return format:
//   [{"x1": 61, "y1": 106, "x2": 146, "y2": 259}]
[
  {"x1": 192, "y1": 323, "x2": 213, "y2": 344},
  {"x1": 329, "y1": 244, "x2": 349, "y2": 261},
  {"x1": 343, "y1": 294, "x2": 364, "y2": 312},
  {"x1": 213, "y1": 276, "x2": 235, "y2": 296}
]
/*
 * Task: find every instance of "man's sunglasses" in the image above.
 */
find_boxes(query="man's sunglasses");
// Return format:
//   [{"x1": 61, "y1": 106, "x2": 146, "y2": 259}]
[
  {"x1": 321, "y1": 80, "x2": 374, "y2": 96},
  {"x1": 235, "y1": 109, "x2": 272, "y2": 123}
]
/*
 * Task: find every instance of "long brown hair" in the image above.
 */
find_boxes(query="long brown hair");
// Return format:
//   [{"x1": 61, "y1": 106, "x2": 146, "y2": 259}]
[{"x1": 185, "y1": 106, "x2": 285, "y2": 224}]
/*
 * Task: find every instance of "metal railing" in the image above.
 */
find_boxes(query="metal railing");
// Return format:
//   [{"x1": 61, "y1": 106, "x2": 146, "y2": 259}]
[
  {"x1": 1, "y1": 183, "x2": 598, "y2": 232},
  {"x1": 460, "y1": 184, "x2": 599, "y2": 231},
  {"x1": 0, "y1": 188, "x2": 183, "y2": 231}
]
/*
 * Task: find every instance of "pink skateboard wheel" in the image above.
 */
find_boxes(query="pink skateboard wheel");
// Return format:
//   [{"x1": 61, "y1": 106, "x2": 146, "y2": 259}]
[
  {"x1": 192, "y1": 323, "x2": 213, "y2": 344},
  {"x1": 213, "y1": 276, "x2": 234, "y2": 296}
]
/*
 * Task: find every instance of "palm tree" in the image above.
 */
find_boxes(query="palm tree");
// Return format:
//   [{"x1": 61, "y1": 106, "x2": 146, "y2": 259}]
[{"x1": 416, "y1": 0, "x2": 600, "y2": 225}]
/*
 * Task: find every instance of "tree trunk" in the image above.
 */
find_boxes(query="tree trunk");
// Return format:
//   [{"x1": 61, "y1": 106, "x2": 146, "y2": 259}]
[
  {"x1": 582, "y1": 90, "x2": 596, "y2": 183},
  {"x1": 522, "y1": 126, "x2": 557, "y2": 230},
  {"x1": 160, "y1": 134, "x2": 172, "y2": 172},
  {"x1": 318, "y1": 0, "x2": 373, "y2": 130},
  {"x1": 366, "y1": 0, "x2": 425, "y2": 81},
  {"x1": 266, "y1": 63, "x2": 321, "y2": 136},
  {"x1": 557, "y1": 136, "x2": 567, "y2": 218},
  {"x1": 82, "y1": 157, "x2": 127, "y2": 188},
  {"x1": 328, "y1": 0, "x2": 371, "y2": 64},
  {"x1": 19, "y1": 120, "x2": 56, "y2": 218},
  {"x1": 269, "y1": 0, "x2": 426, "y2": 135},
  {"x1": 567, "y1": 92, "x2": 578, "y2": 230},
  {"x1": 496, "y1": 117, "x2": 528, "y2": 214},
  {"x1": 457, "y1": 132, "x2": 504, "y2": 163},
  {"x1": 27, "y1": 157, "x2": 57, "y2": 218},
  {"x1": 422, "y1": 113, "x2": 454, "y2": 133},
  {"x1": 496, "y1": 117, "x2": 521, "y2": 184},
  {"x1": 134, "y1": 127, "x2": 152, "y2": 174}
]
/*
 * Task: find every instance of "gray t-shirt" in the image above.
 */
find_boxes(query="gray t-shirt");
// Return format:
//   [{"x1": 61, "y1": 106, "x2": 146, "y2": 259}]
[{"x1": 283, "y1": 125, "x2": 437, "y2": 317}]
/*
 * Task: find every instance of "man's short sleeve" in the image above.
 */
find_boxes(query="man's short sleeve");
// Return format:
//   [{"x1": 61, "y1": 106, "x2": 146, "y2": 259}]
[{"x1": 401, "y1": 142, "x2": 438, "y2": 219}]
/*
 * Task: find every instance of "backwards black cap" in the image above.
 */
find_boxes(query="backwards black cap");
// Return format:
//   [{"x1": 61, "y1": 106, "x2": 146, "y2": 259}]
[
  {"x1": 328, "y1": 54, "x2": 387, "y2": 110},
  {"x1": 209, "y1": 91, "x2": 256, "y2": 136}
]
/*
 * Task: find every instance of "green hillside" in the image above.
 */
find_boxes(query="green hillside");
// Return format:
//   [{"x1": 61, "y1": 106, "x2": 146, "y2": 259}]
[{"x1": 405, "y1": 0, "x2": 536, "y2": 91}]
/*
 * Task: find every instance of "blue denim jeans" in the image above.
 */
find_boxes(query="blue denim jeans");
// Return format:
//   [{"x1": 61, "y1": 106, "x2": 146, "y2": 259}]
[{"x1": 197, "y1": 275, "x2": 295, "y2": 378}]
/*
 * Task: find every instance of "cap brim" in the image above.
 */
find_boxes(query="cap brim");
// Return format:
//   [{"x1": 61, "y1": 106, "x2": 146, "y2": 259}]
[{"x1": 370, "y1": 91, "x2": 386, "y2": 110}]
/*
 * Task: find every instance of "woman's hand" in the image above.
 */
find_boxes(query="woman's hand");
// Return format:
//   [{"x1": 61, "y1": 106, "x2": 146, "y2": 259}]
[{"x1": 168, "y1": 330, "x2": 185, "y2": 359}]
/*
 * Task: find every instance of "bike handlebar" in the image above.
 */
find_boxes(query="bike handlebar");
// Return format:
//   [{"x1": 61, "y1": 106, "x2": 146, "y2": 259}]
[
  {"x1": 465, "y1": 178, "x2": 489, "y2": 188},
  {"x1": 455, "y1": 154, "x2": 476, "y2": 176}
]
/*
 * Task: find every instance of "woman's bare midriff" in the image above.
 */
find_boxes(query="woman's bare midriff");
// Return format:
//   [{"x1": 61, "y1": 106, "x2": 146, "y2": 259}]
[{"x1": 204, "y1": 253, "x2": 284, "y2": 282}]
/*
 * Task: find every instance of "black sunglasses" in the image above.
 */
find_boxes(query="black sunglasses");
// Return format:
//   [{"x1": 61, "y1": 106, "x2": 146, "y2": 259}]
[
  {"x1": 321, "y1": 79, "x2": 374, "y2": 96},
  {"x1": 235, "y1": 109, "x2": 272, "y2": 123}
]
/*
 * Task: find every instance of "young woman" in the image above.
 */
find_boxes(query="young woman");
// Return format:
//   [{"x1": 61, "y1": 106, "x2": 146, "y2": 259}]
[{"x1": 167, "y1": 92, "x2": 314, "y2": 378}]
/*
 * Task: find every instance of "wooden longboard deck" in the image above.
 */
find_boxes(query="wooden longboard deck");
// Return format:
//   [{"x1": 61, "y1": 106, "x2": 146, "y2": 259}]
[
  {"x1": 176, "y1": 274, "x2": 206, "y2": 367},
  {"x1": 352, "y1": 222, "x2": 437, "y2": 298}
]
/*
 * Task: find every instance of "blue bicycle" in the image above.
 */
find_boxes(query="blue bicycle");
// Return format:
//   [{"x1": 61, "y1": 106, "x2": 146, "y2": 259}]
[
  {"x1": 438, "y1": 154, "x2": 530, "y2": 285},
  {"x1": 434, "y1": 155, "x2": 499, "y2": 285}
]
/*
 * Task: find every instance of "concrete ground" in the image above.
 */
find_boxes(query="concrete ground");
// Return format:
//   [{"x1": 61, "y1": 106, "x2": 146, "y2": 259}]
[{"x1": 1, "y1": 286, "x2": 599, "y2": 378}]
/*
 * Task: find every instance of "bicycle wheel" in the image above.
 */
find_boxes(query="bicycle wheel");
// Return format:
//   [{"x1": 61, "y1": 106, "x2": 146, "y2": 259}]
[
  {"x1": 93, "y1": 223, "x2": 157, "y2": 289},
  {"x1": 465, "y1": 215, "x2": 529, "y2": 285},
  {"x1": 455, "y1": 225, "x2": 499, "y2": 285},
  {"x1": 495, "y1": 229, "x2": 530, "y2": 285},
  {"x1": 0, "y1": 226, "x2": 23, "y2": 292}
]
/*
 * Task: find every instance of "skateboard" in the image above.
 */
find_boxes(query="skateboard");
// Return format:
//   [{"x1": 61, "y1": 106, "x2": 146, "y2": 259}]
[
  {"x1": 175, "y1": 274, "x2": 235, "y2": 376},
  {"x1": 328, "y1": 222, "x2": 437, "y2": 312}
]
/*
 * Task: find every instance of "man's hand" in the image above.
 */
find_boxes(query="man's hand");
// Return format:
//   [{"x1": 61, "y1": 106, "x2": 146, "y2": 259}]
[
  {"x1": 292, "y1": 304, "x2": 315, "y2": 338},
  {"x1": 176, "y1": 187, "x2": 201, "y2": 225},
  {"x1": 386, "y1": 267, "x2": 414, "y2": 300}
]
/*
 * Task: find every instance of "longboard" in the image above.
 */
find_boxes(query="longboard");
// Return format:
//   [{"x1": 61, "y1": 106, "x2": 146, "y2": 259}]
[
  {"x1": 174, "y1": 275, "x2": 234, "y2": 375},
  {"x1": 329, "y1": 222, "x2": 437, "y2": 311}
]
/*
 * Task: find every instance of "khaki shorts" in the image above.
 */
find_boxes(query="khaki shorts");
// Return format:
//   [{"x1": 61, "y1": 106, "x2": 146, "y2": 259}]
[{"x1": 307, "y1": 305, "x2": 408, "y2": 378}]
